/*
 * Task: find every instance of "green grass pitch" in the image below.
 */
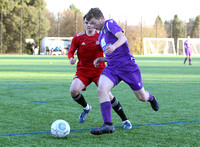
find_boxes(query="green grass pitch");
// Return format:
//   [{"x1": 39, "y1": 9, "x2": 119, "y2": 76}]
[{"x1": 0, "y1": 55, "x2": 200, "y2": 146}]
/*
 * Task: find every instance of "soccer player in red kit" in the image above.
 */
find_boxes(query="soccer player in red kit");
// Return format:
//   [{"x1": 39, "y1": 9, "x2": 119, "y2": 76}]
[{"x1": 68, "y1": 15, "x2": 132, "y2": 129}]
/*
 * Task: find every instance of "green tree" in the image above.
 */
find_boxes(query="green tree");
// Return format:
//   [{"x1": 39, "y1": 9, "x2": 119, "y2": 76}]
[
  {"x1": 172, "y1": 15, "x2": 185, "y2": 50},
  {"x1": 0, "y1": 0, "x2": 10, "y2": 9},
  {"x1": 186, "y1": 18, "x2": 194, "y2": 37},
  {"x1": 164, "y1": 20, "x2": 173, "y2": 38},
  {"x1": 191, "y1": 15, "x2": 200, "y2": 38},
  {"x1": 153, "y1": 15, "x2": 167, "y2": 38},
  {"x1": 24, "y1": 0, "x2": 50, "y2": 52},
  {"x1": 0, "y1": 0, "x2": 13, "y2": 53},
  {"x1": 1, "y1": 0, "x2": 49, "y2": 54}
]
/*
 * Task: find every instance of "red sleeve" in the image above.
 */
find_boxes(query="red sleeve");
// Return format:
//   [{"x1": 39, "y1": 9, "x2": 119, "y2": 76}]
[{"x1": 67, "y1": 35, "x2": 78, "y2": 60}]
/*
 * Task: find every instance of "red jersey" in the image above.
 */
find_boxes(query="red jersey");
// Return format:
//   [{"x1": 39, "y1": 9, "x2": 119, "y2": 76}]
[{"x1": 68, "y1": 30, "x2": 106, "y2": 71}]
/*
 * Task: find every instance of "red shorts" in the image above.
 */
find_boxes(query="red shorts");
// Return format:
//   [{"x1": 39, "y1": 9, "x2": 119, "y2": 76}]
[{"x1": 73, "y1": 68, "x2": 104, "y2": 91}]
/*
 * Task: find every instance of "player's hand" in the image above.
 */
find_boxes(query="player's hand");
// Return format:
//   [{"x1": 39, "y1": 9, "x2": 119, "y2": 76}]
[
  {"x1": 69, "y1": 58, "x2": 76, "y2": 65},
  {"x1": 93, "y1": 58, "x2": 100, "y2": 67},
  {"x1": 106, "y1": 45, "x2": 115, "y2": 55}
]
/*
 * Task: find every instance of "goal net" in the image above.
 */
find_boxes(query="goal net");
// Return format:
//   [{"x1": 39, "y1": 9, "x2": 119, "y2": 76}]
[
  {"x1": 143, "y1": 38, "x2": 176, "y2": 55},
  {"x1": 177, "y1": 38, "x2": 200, "y2": 56}
]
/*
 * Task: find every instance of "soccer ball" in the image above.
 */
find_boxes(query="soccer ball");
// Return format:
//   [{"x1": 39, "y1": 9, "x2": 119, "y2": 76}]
[{"x1": 51, "y1": 120, "x2": 70, "y2": 138}]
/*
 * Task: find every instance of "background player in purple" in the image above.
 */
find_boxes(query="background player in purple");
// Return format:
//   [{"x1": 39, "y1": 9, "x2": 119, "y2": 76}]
[
  {"x1": 184, "y1": 36, "x2": 192, "y2": 65},
  {"x1": 85, "y1": 8, "x2": 159, "y2": 135}
]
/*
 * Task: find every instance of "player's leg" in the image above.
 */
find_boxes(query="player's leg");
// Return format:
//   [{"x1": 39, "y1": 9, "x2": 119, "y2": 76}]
[
  {"x1": 184, "y1": 49, "x2": 188, "y2": 64},
  {"x1": 134, "y1": 88, "x2": 159, "y2": 111},
  {"x1": 184, "y1": 55, "x2": 189, "y2": 64},
  {"x1": 189, "y1": 52, "x2": 192, "y2": 65},
  {"x1": 70, "y1": 78, "x2": 91, "y2": 123},
  {"x1": 108, "y1": 92, "x2": 132, "y2": 129},
  {"x1": 31, "y1": 47, "x2": 34, "y2": 55},
  {"x1": 92, "y1": 69, "x2": 131, "y2": 129},
  {"x1": 184, "y1": 57, "x2": 187, "y2": 64},
  {"x1": 91, "y1": 74, "x2": 115, "y2": 135},
  {"x1": 70, "y1": 78, "x2": 86, "y2": 106},
  {"x1": 121, "y1": 68, "x2": 159, "y2": 111}
]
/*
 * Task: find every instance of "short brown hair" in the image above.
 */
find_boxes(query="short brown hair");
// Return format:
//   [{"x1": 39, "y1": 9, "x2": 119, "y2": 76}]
[
  {"x1": 85, "y1": 8, "x2": 104, "y2": 21},
  {"x1": 83, "y1": 14, "x2": 86, "y2": 21}
]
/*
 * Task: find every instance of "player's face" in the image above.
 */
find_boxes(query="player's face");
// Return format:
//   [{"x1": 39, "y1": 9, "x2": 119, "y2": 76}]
[
  {"x1": 84, "y1": 19, "x2": 95, "y2": 32},
  {"x1": 88, "y1": 17, "x2": 103, "y2": 30}
]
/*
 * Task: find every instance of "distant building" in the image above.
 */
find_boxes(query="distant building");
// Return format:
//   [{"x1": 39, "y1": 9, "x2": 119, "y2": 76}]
[{"x1": 42, "y1": 37, "x2": 72, "y2": 55}]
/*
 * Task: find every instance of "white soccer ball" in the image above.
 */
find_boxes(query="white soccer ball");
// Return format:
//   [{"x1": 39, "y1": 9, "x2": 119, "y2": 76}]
[{"x1": 51, "y1": 120, "x2": 70, "y2": 138}]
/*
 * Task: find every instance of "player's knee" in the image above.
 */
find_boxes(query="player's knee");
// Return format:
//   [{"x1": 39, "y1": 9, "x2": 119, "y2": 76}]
[
  {"x1": 97, "y1": 86, "x2": 106, "y2": 95},
  {"x1": 70, "y1": 88, "x2": 80, "y2": 97}
]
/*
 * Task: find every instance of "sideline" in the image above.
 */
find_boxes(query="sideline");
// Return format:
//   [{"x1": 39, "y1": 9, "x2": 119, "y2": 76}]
[{"x1": 0, "y1": 120, "x2": 200, "y2": 137}]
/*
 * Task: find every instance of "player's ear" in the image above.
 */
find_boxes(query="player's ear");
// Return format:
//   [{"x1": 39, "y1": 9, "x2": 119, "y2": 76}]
[{"x1": 100, "y1": 17, "x2": 104, "y2": 23}]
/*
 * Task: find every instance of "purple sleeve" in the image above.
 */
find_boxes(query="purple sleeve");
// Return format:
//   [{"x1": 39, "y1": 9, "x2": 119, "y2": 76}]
[
  {"x1": 184, "y1": 40, "x2": 188, "y2": 46},
  {"x1": 184, "y1": 42, "x2": 187, "y2": 46},
  {"x1": 106, "y1": 19, "x2": 123, "y2": 35}
]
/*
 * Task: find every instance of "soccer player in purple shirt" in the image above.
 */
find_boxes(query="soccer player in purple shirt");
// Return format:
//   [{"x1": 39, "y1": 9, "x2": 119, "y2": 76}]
[
  {"x1": 68, "y1": 15, "x2": 132, "y2": 129},
  {"x1": 184, "y1": 36, "x2": 192, "y2": 65},
  {"x1": 85, "y1": 8, "x2": 159, "y2": 135}
]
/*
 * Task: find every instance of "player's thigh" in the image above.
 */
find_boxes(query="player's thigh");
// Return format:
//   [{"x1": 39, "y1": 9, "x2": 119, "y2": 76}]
[
  {"x1": 121, "y1": 69, "x2": 143, "y2": 91},
  {"x1": 70, "y1": 78, "x2": 85, "y2": 93},
  {"x1": 189, "y1": 51, "x2": 192, "y2": 57},
  {"x1": 98, "y1": 74, "x2": 114, "y2": 92},
  {"x1": 185, "y1": 49, "x2": 189, "y2": 56},
  {"x1": 93, "y1": 73, "x2": 114, "y2": 101}
]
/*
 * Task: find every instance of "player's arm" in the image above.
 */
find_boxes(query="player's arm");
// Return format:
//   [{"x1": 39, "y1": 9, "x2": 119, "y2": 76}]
[
  {"x1": 68, "y1": 36, "x2": 78, "y2": 65},
  {"x1": 106, "y1": 31, "x2": 127, "y2": 55},
  {"x1": 184, "y1": 44, "x2": 188, "y2": 49},
  {"x1": 93, "y1": 57, "x2": 106, "y2": 67}
]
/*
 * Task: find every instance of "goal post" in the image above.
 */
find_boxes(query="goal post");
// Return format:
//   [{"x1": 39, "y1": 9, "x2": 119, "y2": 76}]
[
  {"x1": 177, "y1": 38, "x2": 200, "y2": 56},
  {"x1": 143, "y1": 38, "x2": 176, "y2": 55}
]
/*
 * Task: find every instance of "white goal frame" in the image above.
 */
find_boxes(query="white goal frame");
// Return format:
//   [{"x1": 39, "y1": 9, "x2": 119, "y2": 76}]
[
  {"x1": 143, "y1": 38, "x2": 176, "y2": 55},
  {"x1": 177, "y1": 38, "x2": 200, "y2": 56}
]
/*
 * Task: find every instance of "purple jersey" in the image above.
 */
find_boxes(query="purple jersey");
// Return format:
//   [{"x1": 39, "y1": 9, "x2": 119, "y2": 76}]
[
  {"x1": 184, "y1": 39, "x2": 192, "y2": 55},
  {"x1": 184, "y1": 40, "x2": 192, "y2": 50},
  {"x1": 99, "y1": 19, "x2": 142, "y2": 90},
  {"x1": 99, "y1": 19, "x2": 138, "y2": 71}
]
